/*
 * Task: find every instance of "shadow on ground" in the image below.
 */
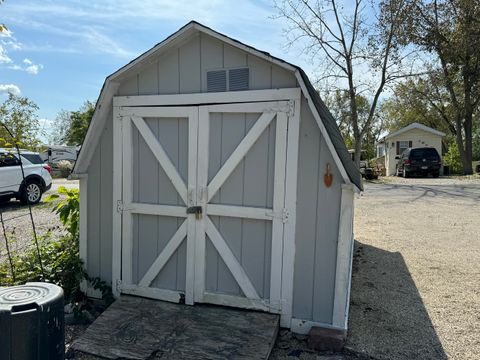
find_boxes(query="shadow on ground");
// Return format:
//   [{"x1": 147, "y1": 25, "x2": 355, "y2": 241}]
[{"x1": 346, "y1": 241, "x2": 447, "y2": 360}]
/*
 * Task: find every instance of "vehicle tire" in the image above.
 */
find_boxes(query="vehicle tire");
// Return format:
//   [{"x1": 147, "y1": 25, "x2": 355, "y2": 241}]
[
  {"x1": 20, "y1": 181, "x2": 43, "y2": 205},
  {"x1": 433, "y1": 171, "x2": 440, "y2": 178},
  {"x1": 0, "y1": 197, "x2": 11, "y2": 204}
]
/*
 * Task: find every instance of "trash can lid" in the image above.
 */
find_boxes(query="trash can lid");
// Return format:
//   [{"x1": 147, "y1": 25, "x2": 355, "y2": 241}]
[{"x1": 0, "y1": 282, "x2": 63, "y2": 311}]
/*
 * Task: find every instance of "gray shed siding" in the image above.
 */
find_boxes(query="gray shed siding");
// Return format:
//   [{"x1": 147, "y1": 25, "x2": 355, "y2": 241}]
[
  {"x1": 85, "y1": 31, "x2": 344, "y2": 326},
  {"x1": 292, "y1": 97, "x2": 342, "y2": 324},
  {"x1": 86, "y1": 108, "x2": 113, "y2": 283}
]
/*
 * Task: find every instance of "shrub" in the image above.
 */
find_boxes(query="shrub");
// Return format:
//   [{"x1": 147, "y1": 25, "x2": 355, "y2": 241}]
[
  {"x1": 0, "y1": 186, "x2": 113, "y2": 314},
  {"x1": 443, "y1": 142, "x2": 463, "y2": 174},
  {"x1": 56, "y1": 160, "x2": 74, "y2": 178}
]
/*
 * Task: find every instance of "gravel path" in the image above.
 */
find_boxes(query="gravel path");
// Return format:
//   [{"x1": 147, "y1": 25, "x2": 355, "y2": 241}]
[
  {"x1": 0, "y1": 179, "x2": 78, "y2": 260},
  {"x1": 347, "y1": 176, "x2": 480, "y2": 360}
]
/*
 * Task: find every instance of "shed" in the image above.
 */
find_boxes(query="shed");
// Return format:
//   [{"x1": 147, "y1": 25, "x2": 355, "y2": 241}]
[
  {"x1": 72, "y1": 21, "x2": 362, "y2": 334},
  {"x1": 376, "y1": 123, "x2": 445, "y2": 176}
]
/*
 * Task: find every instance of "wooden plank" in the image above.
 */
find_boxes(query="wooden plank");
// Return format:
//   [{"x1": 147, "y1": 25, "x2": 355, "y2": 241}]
[
  {"x1": 281, "y1": 98, "x2": 301, "y2": 328},
  {"x1": 111, "y1": 109, "x2": 122, "y2": 296},
  {"x1": 131, "y1": 115, "x2": 188, "y2": 204},
  {"x1": 72, "y1": 296, "x2": 279, "y2": 360},
  {"x1": 270, "y1": 111, "x2": 288, "y2": 313},
  {"x1": 119, "y1": 286, "x2": 184, "y2": 303},
  {"x1": 118, "y1": 106, "x2": 196, "y2": 119},
  {"x1": 194, "y1": 106, "x2": 210, "y2": 303},
  {"x1": 121, "y1": 116, "x2": 133, "y2": 286},
  {"x1": 332, "y1": 184, "x2": 355, "y2": 328},
  {"x1": 130, "y1": 203, "x2": 187, "y2": 217},
  {"x1": 202, "y1": 292, "x2": 274, "y2": 313},
  {"x1": 139, "y1": 220, "x2": 188, "y2": 287},
  {"x1": 113, "y1": 88, "x2": 301, "y2": 107},
  {"x1": 206, "y1": 101, "x2": 290, "y2": 114},
  {"x1": 206, "y1": 204, "x2": 273, "y2": 221},
  {"x1": 207, "y1": 112, "x2": 275, "y2": 202},
  {"x1": 205, "y1": 217, "x2": 260, "y2": 300},
  {"x1": 185, "y1": 108, "x2": 199, "y2": 305}
]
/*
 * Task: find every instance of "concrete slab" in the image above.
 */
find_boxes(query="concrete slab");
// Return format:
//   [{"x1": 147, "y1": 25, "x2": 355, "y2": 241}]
[{"x1": 71, "y1": 296, "x2": 279, "y2": 359}]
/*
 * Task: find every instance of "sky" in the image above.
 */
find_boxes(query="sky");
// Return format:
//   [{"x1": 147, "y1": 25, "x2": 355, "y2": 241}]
[{"x1": 0, "y1": 0, "x2": 314, "y2": 142}]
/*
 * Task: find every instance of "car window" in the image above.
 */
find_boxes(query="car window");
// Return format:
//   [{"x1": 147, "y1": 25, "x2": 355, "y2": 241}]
[
  {"x1": 0, "y1": 152, "x2": 21, "y2": 167},
  {"x1": 21, "y1": 153, "x2": 43, "y2": 164},
  {"x1": 410, "y1": 148, "x2": 439, "y2": 160}
]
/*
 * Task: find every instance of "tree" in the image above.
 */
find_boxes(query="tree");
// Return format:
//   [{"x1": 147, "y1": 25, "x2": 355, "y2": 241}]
[
  {"x1": 50, "y1": 101, "x2": 95, "y2": 146},
  {"x1": 273, "y1": 0, "x2": 413, "y2": 167},
  {"x1": 404, "y1": 0, "x2": 480, "y2": 174},
  {"x1": 0, "y1": 93, "x2": 41, "y2": 149},
  {"x1": 326, "y1": 90, "x2": 386, "y2": 159}
]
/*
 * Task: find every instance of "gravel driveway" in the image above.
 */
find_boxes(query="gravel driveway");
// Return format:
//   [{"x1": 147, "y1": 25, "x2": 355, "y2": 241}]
[
  {"x1": 347, "y1": 176, "x2": 480, "y2": 360},
  {"x1": 0, "y1": 179, "x2": 79, "y2": 259}
]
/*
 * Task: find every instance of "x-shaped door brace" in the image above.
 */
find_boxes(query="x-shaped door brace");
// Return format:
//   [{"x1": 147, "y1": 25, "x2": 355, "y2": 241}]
[{"x1": 129, "y1": 111, "x2": 278, "y2": 300}]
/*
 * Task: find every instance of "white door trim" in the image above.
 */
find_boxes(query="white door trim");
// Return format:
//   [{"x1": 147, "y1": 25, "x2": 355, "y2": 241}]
[{"x1": 113, "y1": 88, "x2": 301, "y2": 107}]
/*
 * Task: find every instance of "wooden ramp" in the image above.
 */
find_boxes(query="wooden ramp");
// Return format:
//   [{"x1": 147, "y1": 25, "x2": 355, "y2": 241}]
[{"x1": 71, "y1": 296, "x2": 279, "y2": 359}]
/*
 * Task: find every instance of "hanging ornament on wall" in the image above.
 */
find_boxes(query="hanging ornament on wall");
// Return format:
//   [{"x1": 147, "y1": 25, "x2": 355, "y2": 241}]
[{"x1": 324, "y1": 163, "x2": 333, "y2": 188}]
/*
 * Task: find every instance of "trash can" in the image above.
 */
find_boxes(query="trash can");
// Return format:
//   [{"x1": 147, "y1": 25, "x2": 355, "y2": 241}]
[{"x1": 0, "y1": 282, "x2": 64, "y2": 360}]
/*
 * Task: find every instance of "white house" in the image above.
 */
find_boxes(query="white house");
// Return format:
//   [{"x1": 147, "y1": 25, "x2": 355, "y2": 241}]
[
  {"x1": 71, "y1": 21, "x2": 362, "y2": 335},
  {"x1": 377, "y1": 123, "x2": 445, "y2": 176}
]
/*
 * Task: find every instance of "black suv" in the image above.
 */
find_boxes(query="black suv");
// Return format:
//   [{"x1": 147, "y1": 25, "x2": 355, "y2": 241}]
[{"x1": 396, "y1": 147, "x2": 441, "y2": 178}]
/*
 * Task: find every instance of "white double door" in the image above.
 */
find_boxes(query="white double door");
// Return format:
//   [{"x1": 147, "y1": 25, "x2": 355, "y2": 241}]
[{"x1": 118, "y1": 100, "x2": 293, "y2": 314}]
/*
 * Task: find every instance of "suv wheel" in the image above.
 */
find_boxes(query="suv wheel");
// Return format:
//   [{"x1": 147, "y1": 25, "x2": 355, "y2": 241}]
[{"x1": 21, "y1": 181, "x2": 43, "y2": 205}]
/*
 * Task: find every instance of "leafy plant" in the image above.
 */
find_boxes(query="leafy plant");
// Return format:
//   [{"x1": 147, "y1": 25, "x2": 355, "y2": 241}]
[
  {"x1": 1, "y1": 186, "x2": 114, "y2": 318},
  {"x1": 444, "y1": 142, "x2": 463, "y2": 175},
  {"x1": 45, "y1": 186, "x2": 80, "y2": 238}
]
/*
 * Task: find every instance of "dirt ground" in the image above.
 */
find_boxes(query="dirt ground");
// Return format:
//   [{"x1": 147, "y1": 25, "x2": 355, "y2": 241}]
[{"x1": 347, "y1": 176, "x2": 480, "y2": 360}]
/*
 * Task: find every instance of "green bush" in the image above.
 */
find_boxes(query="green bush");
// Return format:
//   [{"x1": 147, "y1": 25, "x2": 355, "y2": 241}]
[
  {"x1": 443, "y1": 142, "x2": 463, "y2": 174},
  {"x1": 0, "y1": 186, "x2": 114, "y2": 312}
]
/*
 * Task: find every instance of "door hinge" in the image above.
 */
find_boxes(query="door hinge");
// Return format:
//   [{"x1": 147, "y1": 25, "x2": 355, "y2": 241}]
[
  {"x1": 262, "y1": 298, "x2": 284, "y2": 313},
  {"x1": 287, "y1": 100, "x2": 295, "y2": 117},
  {"x1": 117, "y1": 200, "x2": 124, "y2": 213}
]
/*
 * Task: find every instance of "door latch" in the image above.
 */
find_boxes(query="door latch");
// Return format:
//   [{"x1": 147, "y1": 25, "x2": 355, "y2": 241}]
[{"x1": 186, "y1": 206, "x2": 203, "y2": 220}]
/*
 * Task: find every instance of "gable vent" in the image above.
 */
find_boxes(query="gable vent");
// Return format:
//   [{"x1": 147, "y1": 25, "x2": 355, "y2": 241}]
[
  {"x1": 207, "y1": 68, "x2": 250, "y2": 92},
  {"x1": 229, "y1": 68, "x2": 249, "y2": 91},
  {"x1": 207, "y1": 70, "x2": 227, "y2": 92}
]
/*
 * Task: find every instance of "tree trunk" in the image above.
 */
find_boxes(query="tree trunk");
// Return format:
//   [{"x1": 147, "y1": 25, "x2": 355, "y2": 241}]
[
  {"x1": 353, "y1": 138, "x2": 363, "y2": 169},
  {"x1": 463, "y1": 114, "x2": 473, "y2": 174}
]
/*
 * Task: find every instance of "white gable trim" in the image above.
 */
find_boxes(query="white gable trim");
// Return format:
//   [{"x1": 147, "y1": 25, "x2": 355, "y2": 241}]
[
  {"x1": 384, "y1": 123, "x2": 445, "y2": 140},
  {"x1": 73, "y1": 81, "x2": 119, "y2": 175},
  {"x1": 72, "y1": 21, "x2": 353, "y2": 190}
]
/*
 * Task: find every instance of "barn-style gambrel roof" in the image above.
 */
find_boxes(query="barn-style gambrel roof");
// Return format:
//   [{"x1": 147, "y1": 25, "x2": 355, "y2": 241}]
[{"x1": 73, "y1": 21, "x2": 362, "y2": 191}]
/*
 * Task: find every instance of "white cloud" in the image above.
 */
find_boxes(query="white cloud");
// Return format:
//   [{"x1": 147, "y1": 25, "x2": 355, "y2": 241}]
[
  {"x1": 0, "y1": 84, "x2": 21, "y2": 96},
  {"x1": 7, "y1": 58, "x2": 43, "y2": 74},
  {"x1": 0, "y1": 45, "x2": 12, "y2": 63},
  {"x1": 25, "y1": 63, "x2": 43, "y2": 74}
]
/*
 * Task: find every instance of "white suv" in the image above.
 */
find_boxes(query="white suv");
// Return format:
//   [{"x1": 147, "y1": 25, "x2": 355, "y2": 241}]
[{"x1": 0, "y1": 149, "x2": 53, "y2": 205}]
